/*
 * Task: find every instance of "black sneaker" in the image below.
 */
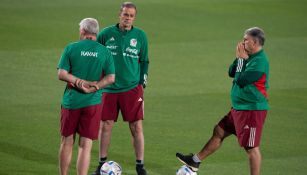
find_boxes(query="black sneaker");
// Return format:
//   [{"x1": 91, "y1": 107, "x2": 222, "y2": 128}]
[
  {"x1": 91, "y1": 163, "x2": 103, "y2": 175},
  {"x1": 136, "y1": 165, "x2": 147, "y2": 175},
  {"x1": 176, "y1": 153, "x2": 200, "y2": 172}
]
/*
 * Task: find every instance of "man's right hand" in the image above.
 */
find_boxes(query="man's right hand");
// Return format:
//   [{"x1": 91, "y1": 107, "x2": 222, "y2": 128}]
[
  {"x1": 236, "y1": 42, "x2": 248, "y2": 59},
  {"x1": 75, "y1": 79, "x2": 99, "y2": 93}
]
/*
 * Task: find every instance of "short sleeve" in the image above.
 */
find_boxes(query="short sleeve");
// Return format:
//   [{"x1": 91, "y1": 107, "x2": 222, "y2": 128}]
[
  {"x1": 97, "y1": 30, "x2": 106, "y2": 46},
  {"x1": 103, "y1": 49, "x2": 115, "y2": 75},
  {"x1": 57, "y1": 45, "x2": 71, "y2": 71}
]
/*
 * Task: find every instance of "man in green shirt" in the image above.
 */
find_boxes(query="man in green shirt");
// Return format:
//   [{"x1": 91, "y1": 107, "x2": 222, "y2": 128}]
[
  {"x1": 92, "y1": 2, "x2": 149, "y2": 175},
  {"x1": 176, "y1": 27, "x2": 269, "y2": 175},
  {"x1": 57, "y1": 18, "x2": 115, "y2": 175}
]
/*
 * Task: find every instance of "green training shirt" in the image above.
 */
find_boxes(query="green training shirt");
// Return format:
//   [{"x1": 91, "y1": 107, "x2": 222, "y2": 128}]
[
  {"x1": 228, "y1": 49, "x2": 269, "y2": 110},
  {"x1": 97, "y1": 24, "x2": 149, "y2": 93},
  {"x1": 58, "y1": 39, "x2": 115, "y2": 109}
]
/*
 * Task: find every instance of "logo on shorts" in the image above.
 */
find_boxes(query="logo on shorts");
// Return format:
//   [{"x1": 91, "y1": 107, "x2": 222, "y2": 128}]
[
  {"x1": 138, "y1": 97, "x2": 143, "y2": 102},
  {"x1": 244, "y1": 125, "x2": 249, "y2": 129},
  {"x1": 130, "y1": 38, "x2": 137, "y2": 47}
]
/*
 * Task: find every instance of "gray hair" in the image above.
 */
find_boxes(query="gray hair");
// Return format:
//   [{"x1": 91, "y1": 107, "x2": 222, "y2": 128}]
[
  {"x1": 79, "y1": 18, "x2": 99, "y2": 35},
  {"x1": 245, "y1": 27, "x2": 265, "y2": 46},
  {"x1": 120, "y1": 2, "x2": 137, "y2": 13}
]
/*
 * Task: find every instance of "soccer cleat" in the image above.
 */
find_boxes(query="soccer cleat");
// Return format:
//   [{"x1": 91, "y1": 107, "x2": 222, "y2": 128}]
[
  {"x1": 136, "y1": 165, "x2": 147, "y2": 175},
  {"x1": 176, "y1": 153, "x2": 200, "y2": 172},
  {"x1": 91, "y1": 163, "x2": 103, "y2": 175}
]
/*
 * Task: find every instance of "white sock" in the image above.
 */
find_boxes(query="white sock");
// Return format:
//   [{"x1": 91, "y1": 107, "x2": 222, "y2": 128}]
[{"x1": 192, "y1": 154, "x2": 201, "y2": 163}]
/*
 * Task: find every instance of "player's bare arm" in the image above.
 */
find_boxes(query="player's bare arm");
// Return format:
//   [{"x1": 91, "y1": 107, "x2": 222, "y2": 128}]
[{"x1": 57, "y1": 69, "x2": 99, "y2": 93}]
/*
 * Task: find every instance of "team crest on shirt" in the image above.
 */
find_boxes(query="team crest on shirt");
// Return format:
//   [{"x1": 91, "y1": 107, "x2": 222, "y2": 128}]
[{"x1": 130, "y1": 38, "x2": 137, "y2": 47}]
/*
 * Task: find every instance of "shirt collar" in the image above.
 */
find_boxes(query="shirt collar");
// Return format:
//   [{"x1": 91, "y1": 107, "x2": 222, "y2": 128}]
[{"x1": 249, "y1": 49, "x2": 264, "y2": 59}]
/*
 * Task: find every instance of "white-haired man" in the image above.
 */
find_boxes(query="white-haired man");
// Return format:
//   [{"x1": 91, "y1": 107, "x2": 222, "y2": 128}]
[{"x1": 57, "y1": 18, "x2": 115, "y2": 175}]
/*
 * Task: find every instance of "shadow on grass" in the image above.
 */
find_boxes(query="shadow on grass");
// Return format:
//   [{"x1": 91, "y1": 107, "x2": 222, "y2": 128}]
[{"x1": 0, "y1": 141, "x2": 57, "y2": 165}]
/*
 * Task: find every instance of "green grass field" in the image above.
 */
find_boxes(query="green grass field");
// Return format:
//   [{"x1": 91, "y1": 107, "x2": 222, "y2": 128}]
[{"x1": 1, "y1": 0, "x2": 307, "y2": 174}]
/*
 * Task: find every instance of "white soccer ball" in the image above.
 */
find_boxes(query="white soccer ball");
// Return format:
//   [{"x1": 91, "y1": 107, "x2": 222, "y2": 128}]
[
  {"x1": 100, "y1": 161, "x2": 122, "y2": 175},
  {"x1": 176, "y1": 165, "x2": 197, "y2": 175}
]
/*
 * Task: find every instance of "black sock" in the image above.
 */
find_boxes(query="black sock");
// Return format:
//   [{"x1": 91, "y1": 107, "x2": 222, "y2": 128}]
[
  {"x1": 99, "y1": 157, "x2": 107, "y2": 165},
  {"x1": 136, "y1": 159, "x2": 144, "y2": 168}
]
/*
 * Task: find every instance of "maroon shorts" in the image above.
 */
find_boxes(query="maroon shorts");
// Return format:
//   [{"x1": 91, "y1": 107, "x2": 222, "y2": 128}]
[
  {"x1": 60, "y1": 104, "x2": 102, "y2": 140},
  {"x1": 101, "y1": 85, "x2": 144, "y2": 122},
  {"x1": 218, "y1": 109, "x2": 267, "y2": 148}
]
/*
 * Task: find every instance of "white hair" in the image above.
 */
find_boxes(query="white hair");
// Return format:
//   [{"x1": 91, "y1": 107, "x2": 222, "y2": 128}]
[{"x1": 79, "y1": 18, "x2": 99, "y2": 35}]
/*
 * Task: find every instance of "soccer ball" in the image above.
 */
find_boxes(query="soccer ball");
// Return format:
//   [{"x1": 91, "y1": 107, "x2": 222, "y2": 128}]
[
  {"x1": 100, "y1": 161, "x2": 122, "y2": 175},
  {"x1": 176, "y1": 165, "x2": 197, "y2": 175}
]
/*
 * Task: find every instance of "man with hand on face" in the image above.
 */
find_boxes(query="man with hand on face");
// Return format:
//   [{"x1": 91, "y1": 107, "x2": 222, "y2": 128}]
[
  {"x1": 92, "y1": 2, "x2": 149, "y2": 175},
  {"x1": 176, "y1": 27, "x2": 269, "y2": 175}
]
